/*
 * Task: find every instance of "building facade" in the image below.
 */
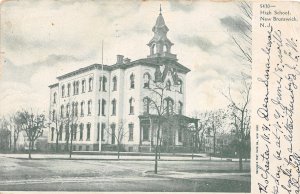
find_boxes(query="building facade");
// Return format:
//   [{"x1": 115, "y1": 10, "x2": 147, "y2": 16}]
[{"x1": 48, "y1": 10, "x2": 194, "y2": 152}]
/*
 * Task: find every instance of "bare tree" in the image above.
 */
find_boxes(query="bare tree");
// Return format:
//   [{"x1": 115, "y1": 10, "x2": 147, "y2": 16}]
[
  {"x1": 10, "y1": 112, "x2": 24, "y2": 152},
  {"x1": 0, "y1": 117, "x2": 11, "y2": 152},
  {"x1": 105, "y1": 120, "x2": 128, "y2": 159},
  {"x1": 222, "y1": 78, "x2": 251, "y2": 171},
  {"x1": 19, "y1": 110, "x2": 48, "y2": 159}
]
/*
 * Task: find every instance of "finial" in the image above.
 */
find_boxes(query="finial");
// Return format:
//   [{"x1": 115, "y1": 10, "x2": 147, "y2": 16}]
[{"x1": 160, "y1": 4, "x2": 162, "y2": 15}]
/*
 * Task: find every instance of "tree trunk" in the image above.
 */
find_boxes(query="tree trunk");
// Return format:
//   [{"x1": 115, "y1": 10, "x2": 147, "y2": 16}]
[
  {"x1": 155, "y1": 120, "x2": 160, "y2": 174},
  {"x1": 69, "y1": 127, "x2": 73, "y2": 158},
  {"x1": 239, "y1": 146, "x2": 243, "y2": 171},
  {"x1": 117, "y1": 144, "x2": 120, "y2": 160},
  {"x1": 13, "y1": 138, "x2": 17, "y2": 153},
  {"x1": 56, "y1": 133, "x2": 59, "y2": 153},
  {"x1": 28, "y1": 141, "x2": 32, "y2": 159}
]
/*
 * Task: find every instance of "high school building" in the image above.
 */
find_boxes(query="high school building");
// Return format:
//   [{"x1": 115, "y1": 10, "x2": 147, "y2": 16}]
[{"x1": 48, "y1": 9, "x2": 197, "y2": 152}]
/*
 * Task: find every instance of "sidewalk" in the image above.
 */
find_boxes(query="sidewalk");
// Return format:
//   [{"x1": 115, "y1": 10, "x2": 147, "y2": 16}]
[{"x1": 0, "y1": 153, "x2": 246, "y2": 162}]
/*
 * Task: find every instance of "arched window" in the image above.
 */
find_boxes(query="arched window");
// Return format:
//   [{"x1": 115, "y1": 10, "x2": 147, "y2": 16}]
[
  {"x1": 129, "y1": 97, "x2": 134, "y2": 114},
  {"x1": 82, "y1": 79, "x2": 86, "y2": 93},
  {"x1": 178, "y1": 79, "x2": 183, "y2": 93},
  {"x1": 80, "y1": 101, "x2": 85, "y2": 116},
  {"x1": 61, "y1": 85, "x2": 65, "y2": 98},
  {"x1": 60, "y1": 105, "x2": 64, "y2": 118},
  {"x1": 166, "y1": 80, "x2": 171, "y2": 91},
  {"x1": 76, "y1": 81, "x2": 79, "y2": 94},
  {"x1": 111, "y1": 99, "x2": 116, "y2": 115},
  {"x1": 59, "y1": 125, "x2": 63, "y2": 141},
  {"x1": 75, "y1": 102, "x2": 78, "y2": 117},
  {"x1": 112, "y1": 76, "x2": 117, "y2": 91},
  {"x1": 68, "y1": 82, "x2": 72, "y2": 96},
  {"x1": 178, "y1": 101, "x2": 183, "y2": 115},
  {"x1": 151, "y1": 44, "x2": 156, "y2": 55},
  {"x1": 53, "y1": 92, "x2": 57, "y2": 104},
  {"x1": 88, "y1": 77, "x2": 93, "y2": 92},
  {"x1": 88, "y1": 100, "x2": 92, "y2": 115},
  {"x1": 66, "y1": 103, "x2": 70, "y2": 117},
  {"x1": 130, "y1": 74, "x2": 135, "y2": 89},
  {"x1": 163, "y1": 44, "x2": 168, "y2": 52},
  {"x1": 164, "y1": 98, "x2": 174, "y2": 115},
  {"x1": 79, "y1": 123, "x2": 84, "y2": 141},
  {"x1": 143, "y1": 73, "x2": 151, "y2": 88},
  {"x1": 86, "y1": 123, "x2": 91, "y2": 141},
  {"x1": 101, "y1": 99, "x2": 106, "y2": 116},
  {"x1": 143, "y1": 97, "x2": 150, "y2": 114},
  {"x1": 99, "y1": 76, "x2": 107, "y2": 91}
]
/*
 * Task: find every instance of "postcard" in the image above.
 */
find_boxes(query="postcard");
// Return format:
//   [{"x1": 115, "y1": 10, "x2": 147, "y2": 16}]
[{"x1": 0, "y1": 0, "x2": 299, "y2": 193}]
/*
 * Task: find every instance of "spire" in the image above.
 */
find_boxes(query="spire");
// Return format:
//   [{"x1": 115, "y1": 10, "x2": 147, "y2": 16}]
[
  {"x1": 147, "y1": 6, "x2": 177, "y2": 59},
  {"x1": 160, "y1": 4, "x2": 162, "y2": 15}
]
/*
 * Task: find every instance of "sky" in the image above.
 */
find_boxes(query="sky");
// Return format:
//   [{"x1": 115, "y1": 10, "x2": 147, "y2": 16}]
[{"x1": 0, "y1": 0, "x2": 250, "y2": 117}]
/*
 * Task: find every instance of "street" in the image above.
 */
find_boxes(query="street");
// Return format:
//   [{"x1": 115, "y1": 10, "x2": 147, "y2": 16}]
[{"x1": 0, "y1": 154, "x2": 250, "y2": 192}]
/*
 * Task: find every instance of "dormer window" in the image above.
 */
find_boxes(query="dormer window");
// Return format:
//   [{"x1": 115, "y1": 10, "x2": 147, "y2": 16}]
[{"x1": 130, "y1": 74, "x2": 135, "y2": 89}]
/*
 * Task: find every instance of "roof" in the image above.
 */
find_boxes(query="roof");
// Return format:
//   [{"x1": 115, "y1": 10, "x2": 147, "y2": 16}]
[
  {"x1": 48, "y1": 83, "x2": 59, "y2": 88},
  {"x1": 55, "y1": 57, "x2": 190, "y2": 81}
]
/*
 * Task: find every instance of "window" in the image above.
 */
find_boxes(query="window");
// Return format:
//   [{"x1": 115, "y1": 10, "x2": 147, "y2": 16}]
[
  {"x1": 111, "y1": 123, "x2": 116, "y2": 144},
  {"x1": 112, "y1": 76, "x2": 117, "y2": 91},
  {"x1": 88, "y1": 77, "x2": 93, "y2": 92},
  {"x1": 98, "y1": 99, "x2": 101, "y2": 116},
  {"x1": 97, "y1": 123, "x2": 100, "y2": 141},
  {"x1": 79, "y1": 123, "x2": 84, "y2": 141},
  {"x1": 80, "y1": 101, "x2": 84, "y2": 116},
  {"x1": 68, "y1": 83, "x2": 71, "y2": 96},
  {"x1": 74, "y1": 102, "x2": 78, "y2": 117},
  {"x1": 61, "y1": 85, "x2": 65, "y2": 98},
  {"x1": 101, "y1": 123, "x2": 105, "y2": 141},
  {"x1": 166, "y1": 80, "x2": 171, "y2": 91},
  {"x1": 72, "y1": 124, "x2": 77, "y2": 141},
  {"x1": 88, "y1": 100, "x2": 92, "y2": 115},
  {"x1": 60, "y1": 105, "x2": 64, "y2": 118},
  {"x1": 53, "y1": 92, "x2": 57, "y2": 104},
  {"x1": 82, "y1": 79, "x2": 86, "y2": 93},
  {"x1": 51, "y1": 127, "x2": 55, "y2": 141},
  {"x1": 129, "y1": 97, "x2": 134, "y2": 115},
  {"x1": 128, "y1": 123, "x2": 134, "y2": 141},
  {"x1": 102, "y1": 99, "x2": 106, "y2": 116},
  {"x1": 66, "y1": 103, "x2": 70, "y2": 117},
  {"x1": 164, "y1": 98, "x2": 174, "y2": 115},
  {"x1": 143, "y1": 97, "x2": 150, "y2": 114},
  {"x1": 65, "y1": 124, "x2": 69, "y2": 141},
  {"x1": 178, "y1": 127, "x2": 183, "y2": 142},
  {"x1": 99, "y1": 76, "x2": 107, "y2": 91},
  {"x1": 86, "y1": 123, "x2": 91, "y2": 141},
  {"x1": 111, "y1": 99, "x2": 116, "y2": 116},
  {"x1": 59, "y1": 125, "x2": 63, "y2": 141},
  {"x1": 178, "y1": 101, "x2": 183, "y2": 115},
  {"x1": 76, "y1": 81, "x2": 79, "y2": 94},
  {"x1": 143, "y1": 73, "x2": 151, "y2": 88},
  {"x1": 178, "y1": 80, "x2": 183, "y2": 93},
  {"x1": 143, "y1": 125, "x2": 149, "y2": 141},
  {"x1": 130, "y1": 73, "x2": 135, "y2": 89}
]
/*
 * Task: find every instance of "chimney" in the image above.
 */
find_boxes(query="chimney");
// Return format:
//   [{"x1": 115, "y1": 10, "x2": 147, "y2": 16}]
[
  {"x1": 123, "y1": 58, "x2": 131, "y2": 63},
  {"x1": 117, "y1": 55, "x2": 124, "y2": 64}
]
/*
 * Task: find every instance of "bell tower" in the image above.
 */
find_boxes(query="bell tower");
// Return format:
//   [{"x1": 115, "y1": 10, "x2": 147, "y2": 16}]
[{"x1": 147, "y1": 6, "x2": 177, "y2": 60}]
